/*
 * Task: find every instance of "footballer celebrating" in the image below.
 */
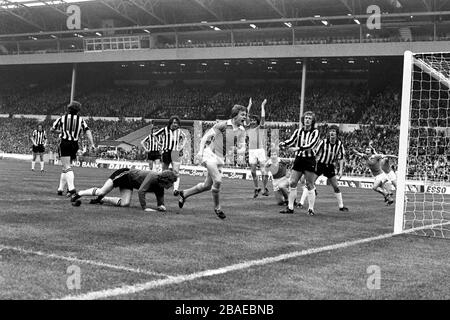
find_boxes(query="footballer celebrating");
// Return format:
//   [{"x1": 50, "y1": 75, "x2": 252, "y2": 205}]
[
  {"x1": 247, "y1": 98, "x2": 270, "y2": 198},
  {"x1": 178, "y1": 104, "x2": 248, "y2": 219}
]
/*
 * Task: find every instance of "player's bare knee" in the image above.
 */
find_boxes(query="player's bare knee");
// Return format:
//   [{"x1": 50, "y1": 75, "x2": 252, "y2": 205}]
[
  {"x1": 306, "y1": 182, "x2": 315, "y2": 190},
  {"x1": 213, "y1": 180, "x2": 222, "y2": 190},
  {"x1": 202, "y1": 182, "x2": 213, "y2": 191},
  {"x1": 333, "y1": 187, "x2": 340, "y2": 193}
]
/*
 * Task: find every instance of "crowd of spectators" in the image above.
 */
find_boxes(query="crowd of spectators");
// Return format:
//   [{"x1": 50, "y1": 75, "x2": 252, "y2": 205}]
[
  {"x1": 0, "y1": 83, "x2": 401, "y2": 125},
  {"x1": 1, "y1": 83, "x2": 448, "y2": 179},
  {"x1": 0, "y1": 117, "x2": 148, "y2": 155}
]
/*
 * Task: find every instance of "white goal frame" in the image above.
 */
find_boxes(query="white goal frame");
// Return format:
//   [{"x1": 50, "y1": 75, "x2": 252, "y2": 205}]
[{"x1": 394, "y1": 50, "x2": 450, "y2": 235}]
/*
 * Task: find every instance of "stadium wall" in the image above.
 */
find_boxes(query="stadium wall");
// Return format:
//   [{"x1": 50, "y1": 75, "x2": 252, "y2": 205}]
[{"x1": 2, "y1": 42, "x2": 450, "y2": 65}]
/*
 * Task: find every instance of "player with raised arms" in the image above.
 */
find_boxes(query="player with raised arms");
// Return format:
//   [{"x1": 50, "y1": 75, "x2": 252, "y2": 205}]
[
  {"x1": 177, "y1": 104, "x2": 248, "y2": 219},
  {"x1": 247, "y1": 98, "x2": 270, "y2": 198},
  {"x1": 380, "y1": 152, "x2": 398, "y2": 195},
  {"x1": 353, "y1": 146, "x2": 396, "y2": 205}
]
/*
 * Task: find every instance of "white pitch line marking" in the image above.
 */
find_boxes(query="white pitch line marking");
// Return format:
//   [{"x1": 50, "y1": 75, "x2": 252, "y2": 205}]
[
  {"x1": 59, "y1": 232, "x2": 396, "y2": 300},
  {"x1": 60, "y1": 221, "x2": 450, "y2": 300},
  {"x1": 0, "y1": 244, "x2": 173, "y2": 279}
]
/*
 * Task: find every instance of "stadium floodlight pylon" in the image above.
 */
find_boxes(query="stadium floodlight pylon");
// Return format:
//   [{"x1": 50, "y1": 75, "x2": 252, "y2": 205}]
[{"x1": 395, "y1": 51, "x2": 450, "y2": 238}]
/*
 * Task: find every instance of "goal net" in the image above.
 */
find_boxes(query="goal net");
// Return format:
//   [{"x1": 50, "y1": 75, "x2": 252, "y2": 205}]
[{"x1": 395, "y1": 51, "x2": 450, "y2": 238}]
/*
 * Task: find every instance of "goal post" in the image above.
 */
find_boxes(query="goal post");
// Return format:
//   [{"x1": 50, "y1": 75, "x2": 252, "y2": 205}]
[
  {"x1": 394, "y1": 51, "x2": 413, "y2": 235},
  {"x1": 394, "y1": 50, "x2": 450, "y2": 238}
]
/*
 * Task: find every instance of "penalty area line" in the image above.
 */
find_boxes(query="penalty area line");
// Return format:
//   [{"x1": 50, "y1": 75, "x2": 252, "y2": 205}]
[
  {"x1": 59, "y1": 231, "x2": 398, "y2": 300},
  {"x1": 0, "y1": 244, "x2": 173, "y2": 279}
]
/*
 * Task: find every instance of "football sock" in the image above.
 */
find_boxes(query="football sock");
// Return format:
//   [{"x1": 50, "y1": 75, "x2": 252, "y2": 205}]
[
  {"x1": 212, "y1": 187, "x2": 220, "y2": 209},
  {"x1": 102, "y1": 197, "x2": 122, "y2": 206},
  {"x1": 288, "y1": 187, "x2": 297, "y2": 210},
  {"x1": 58, "y1": 172, "x2": 66, "y2": 191},
  {"x1": 66, "y1": 169, "x2": 75, "y2": 191},
  {"x1": 335, "y1": 192, "x2": 344, "y2": 208},
  {"x1": 251, "y1": 171, "x2": 258, "y2": 188},
  {"x1": 308, "y1": 188, "x2": 316, "y2": 211},
  {"x1": 173, "y1": 177, "x2": 180, "y2": 191},
  {"x1": 300, "y1": 186, "x2": 308, "y2": 206}
]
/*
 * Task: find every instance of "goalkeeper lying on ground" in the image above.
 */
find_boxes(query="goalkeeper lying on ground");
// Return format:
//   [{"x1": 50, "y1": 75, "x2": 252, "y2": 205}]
[{"x1": 70, "y1": 168, "x2": 177, "y2": 212}]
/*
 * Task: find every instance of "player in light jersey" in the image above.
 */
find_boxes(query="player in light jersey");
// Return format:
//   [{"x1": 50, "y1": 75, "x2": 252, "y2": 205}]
[
  {"x1": 353, "y1": 146, "x2": 396, "y2": 205},
  {"x1": 372, "y1": 146, "x2": 398, "y2": 199},
  {"x1": 381, "y1": 155, "x2": 397, "y2": 189},
  {"x1": 178, "y1": 104, "x2": 248, "y2": 219},
  {"x1": 247, "y1": 98, "x2": 269, "y2": 198},
  {"x1": 265, "y1": 153, "x2": 291, "y2": 205}
]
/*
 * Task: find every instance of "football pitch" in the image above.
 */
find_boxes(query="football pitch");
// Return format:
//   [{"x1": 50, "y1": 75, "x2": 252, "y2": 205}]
[{"x1": 0, "y1": 159, "x2": 448, "y2": 300}]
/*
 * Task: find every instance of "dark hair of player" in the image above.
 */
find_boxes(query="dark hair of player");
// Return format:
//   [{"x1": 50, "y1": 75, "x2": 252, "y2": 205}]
[
  {"x1": 249, "y1": 114, "x2": 261, "y2": 125},
  {"x1": 67, "y1": 101, "x2": 81, "y2": 115},
  {"x1": 328, "y1": 125, "x2": 339, "y2": 135},
  {"x1": 168, "y1": 115, "x2": 181, "y2": 128},
  {"x1": 158, "y1": 170, "x2": 178, "y2": 186}
]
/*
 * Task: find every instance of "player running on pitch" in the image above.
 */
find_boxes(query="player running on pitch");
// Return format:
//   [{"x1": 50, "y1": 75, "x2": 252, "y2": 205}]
[
  {"x1": 71, "y1": 169, "x2": 177, "y2": 212},
  {"x1": 177, "y1": 104, "x2": 248, "y2": 219},
  {"x1": 353, "y1": 146, "x2": 396, "y2": 205}
]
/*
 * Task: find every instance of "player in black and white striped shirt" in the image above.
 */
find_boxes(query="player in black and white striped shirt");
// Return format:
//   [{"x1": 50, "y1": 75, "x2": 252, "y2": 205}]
[
  {"x1": 140, "y1": 121, "x2": 161, "y2": 172},
  {"x1": 51, "y1": 101, "x2": 95, "y2": 196},
  {"x1": 153, "y1": 116, "x2": 187, "y2": 196},
  {"x1": 31, "y1": 124, "x2": 47, "y2": 172},
  {"x1": 279, "y1": 111, "x2": 319, "y2": 215},
  {"x1": 298, "y1": 125, "x2": 349, "y2": 211}
]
